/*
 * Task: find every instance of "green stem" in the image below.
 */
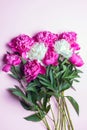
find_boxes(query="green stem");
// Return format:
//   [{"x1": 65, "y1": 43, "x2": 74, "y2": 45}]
[
  {"x1": 59, "y1": 93, "x2": 65, "y2": 130},
  {"x1": 63, "y1": 113, "x2": 66, "y2": 130},
  {"x1": 55, "y1": 92, "x2": 74, "y2": 130},
  {"x1": 39, "y1": 101, "x2": 54, "y2": 123},
  {"x1": 42, "y1": 118, "x2": 50, "y2": 130},
  {"x1": 37, "y1": 108, "x2": 51, "y2": 130},
  {"x1": 56, "y1": 97, "x2": 61, "y2": 130},
  {"x1": 13, "y1": 66, "x2": 25, "y2": 92},
  {"x1": 63, "y1": 104, "x2": 71, "y2": 130},
  {"x1": 18, "y1": 79, "x2": 25, "y2": 91},
  {"x1": 50, "y1": 105, "x2": 56, "y2": 125},
  {"x1": 64, "y1": 99, "x2": 74, "y2": 130},
  {"x1": 43, "y1": 117, "x2": 51, "y2": 130},
  {"x1": 59, "y1": 97, "x2": 65, "y2": 130}
]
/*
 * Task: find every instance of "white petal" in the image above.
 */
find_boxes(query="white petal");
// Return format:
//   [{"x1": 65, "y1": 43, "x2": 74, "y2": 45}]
[
  {"x1": 28, "y1": 42, "x2": 47, "y2": 61},
  {"x1": 54, "y1": 39, "x2": 72, "y2": 58}
]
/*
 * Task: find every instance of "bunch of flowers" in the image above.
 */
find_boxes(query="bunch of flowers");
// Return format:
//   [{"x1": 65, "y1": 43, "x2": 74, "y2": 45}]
[{"x1": 2, "y1": 31, "x2": 84, "y2": 130}]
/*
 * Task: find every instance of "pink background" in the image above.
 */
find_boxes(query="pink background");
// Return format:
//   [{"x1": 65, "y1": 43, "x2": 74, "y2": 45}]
[{"x1": 0, "y1": 0, "x2": 87, "y2": 130}]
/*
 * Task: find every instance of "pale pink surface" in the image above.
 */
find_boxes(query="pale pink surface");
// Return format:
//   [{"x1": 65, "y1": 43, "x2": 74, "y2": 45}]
[{"x1": 0, "y1": 0, "x2": 87, "y2": 130}]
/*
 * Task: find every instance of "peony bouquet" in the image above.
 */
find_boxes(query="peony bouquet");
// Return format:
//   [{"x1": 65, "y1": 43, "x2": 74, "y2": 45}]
[{"x1": 2, "y1": 31, "x2": 84, "y2": 130}]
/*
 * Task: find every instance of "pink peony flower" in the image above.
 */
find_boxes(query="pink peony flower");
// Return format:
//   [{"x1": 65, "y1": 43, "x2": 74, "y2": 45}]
[
  {"x1": 58, "y1": 32, "x2": 77, "y2": 43},
  {"x1": 2, "y1": 64, "x2": 11, "y2": 72},
  {"x1": 24, "y1": 60, "x2": 46, "y2": 82},
  {"x1": 71, "y1": 42, "x2": 80, "y2": 51},
  {"x1": 2, "y1": 53, "x2": 21, "y2": 72},
  {"x1": 58, "y1": 32, "x2": 80, "y2": 51},
  {"x1": 69, "y1": 53, "x2": 84, "y2": 67},
  {"x1": 33, "y1": 31, "x2": 58, "y2": 47},
  {"x1": 8, "y1": 34, "x2": 34, "y2": 58},
  {"x1": 4, "y1": 53, "x2": 21, "y2": 65},
  {"x1": 43, "y1": 48, "x2": 59, "y2": 66}
]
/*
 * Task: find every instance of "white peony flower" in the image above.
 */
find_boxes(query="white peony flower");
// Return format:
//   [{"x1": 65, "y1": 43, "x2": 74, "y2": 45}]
[
  {"x1": 54, "y1": 39, "x2": 72, "y2": 59},
  {"x1": 28, "y1": 42, "x2": 47, "y2": 61}
]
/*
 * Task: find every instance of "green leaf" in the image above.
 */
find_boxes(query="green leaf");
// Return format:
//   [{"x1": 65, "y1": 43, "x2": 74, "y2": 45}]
[
  {"x1": 62, "y1": 65, "x2": 67, "y2": 71},
  {"x1": 27, "y1": 91, "x2": 37, "y2": 104},
  {"x1": 9, "y1": 74, "x2": 18, "y2": 79},
  {"x1": 45, "y1": 105, "x2": 50, "y2": 113},
  {"x1": 46, "y1": 65, "x2": 51, "y2": 77},
  {"x1": 61, "y1": 58, "x2": 68, "y2": 65},
  {"x1": 20, "y1": 100, "x2": 31, "y2": 110},
  {"x1": 47, "y1": 91, "x2": 60, "y2": 98},
  {"x1": 53, "y1": 66, "x2": 59, "y2": 72},
  {"x1": 11, "y1": 66, "x2": 16, "y2": 74},
  {"x1": 65, "y1": 71, "x2": 79, "y2": 79},
  {"x1": 62, "y1": 64, "x2": 74, "y2": 78},
  {"x1": 9, "y1": 88, "x2": 29, "y2": 103},
  {"x1": 49, "y1": 69, "x2": 54, "y2": 85},
  {"x1": 11, "y1": 66, "x2": 19, "y2": 74},
  {"x1": 59, "y1": 82, "x2": 71, "y2": 92},
  {"x1": 14, "y1": 66, "x2": 21, "y2": 73},
  {"x1": 73, "y1": 79, "x2": 80, "y2": 82},
  {"x1": 12, "y1": 89, "x2": 23, "y2": 97},
  {"x1": 10, "y1": 66, "x2": 22, "y2": 79},
  {"x1": 38, "y1": 74, "x2": 55, "y2": 91},
  {"x1": 66, "y1": 96, "x2": 79, "y2": 115},
  {"x1": 38, "y1": 75, "x2": 50, "y2": 83},
  {"x1": 21, "y1": 58, "x2": 27, "y2": 64},
  {"x1": 39, "y1": 80, "x2": 54, "y2": 91},
  {"x1": 43, "y1": 95, "x2": 48, "y2": 109},
  {"x1": 24, "y1": 112, "x2": 45, "y2": 122},
  {"x1": 20, "y1": 100, "x2": 38, "y2": 111},
  {"x1": 26, "y1": 82, "x2": 38, "y2": 92},
  {"x1": 76, "y1": 69, "x2": 83, "y2": 73},
  {"x1": 27, "y1": 86, "x2": 37, "y2": 92},
  {"x1": 55, "y1": 72, "x2": 61, "y2": 78}
]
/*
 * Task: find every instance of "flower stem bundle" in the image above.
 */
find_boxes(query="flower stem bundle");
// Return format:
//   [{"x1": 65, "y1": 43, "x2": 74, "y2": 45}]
[{"x1": 2, "y1": 31, "x2": 84, "y2": 130}]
